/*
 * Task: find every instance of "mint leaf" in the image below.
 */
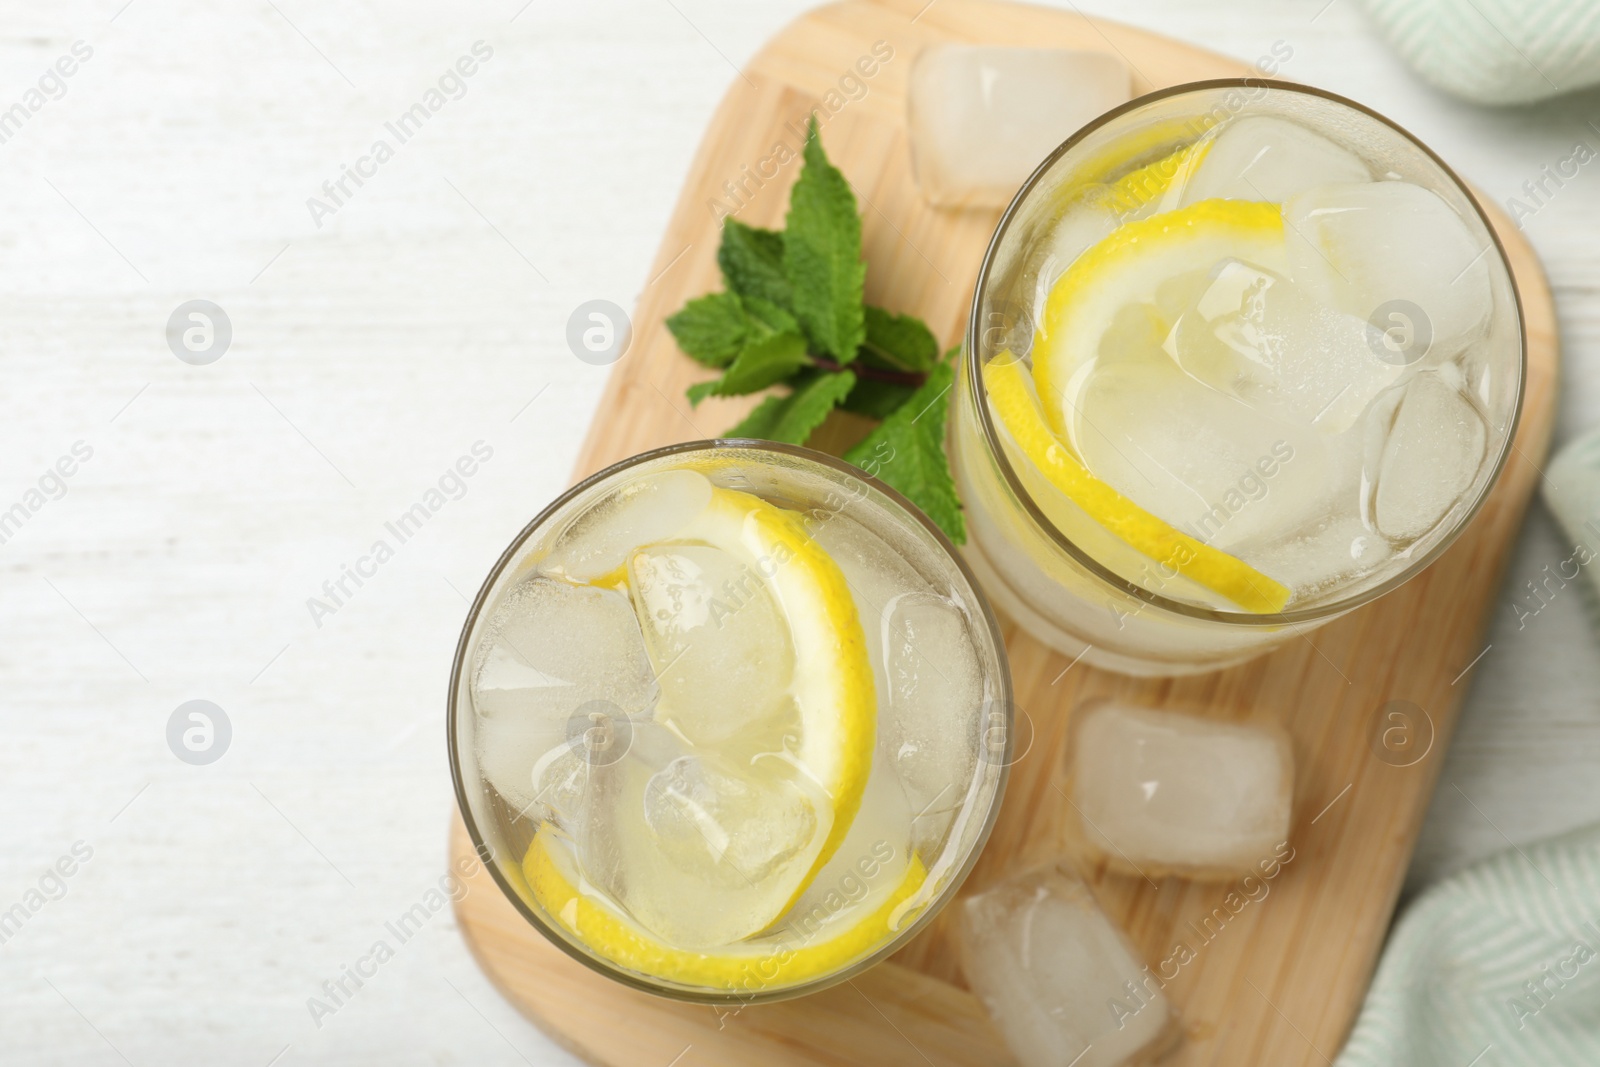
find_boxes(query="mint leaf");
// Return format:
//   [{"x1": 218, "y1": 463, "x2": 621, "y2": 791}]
[
  {"x1": 743, "y1": 295, "x2": 799, "y2": 336},
  {"x1": 719, "y1": 220, "x2": 791, "y2": 309},
  {"x1": 666, "y1": 293, "x2": 748, "y2": 368},
  {"x1": 841, "y1": 377, "x2": 915, "y2": 419},
  {"x1": 687, "y1": 331, "x2": 810, "y2": 406},
  {"x1": 862, "y1": 305, "x2": 939, "y2": 372},
  {"x1": 844, "y1": 357, "x2": 965, "y2": 543},
  {"x1": 783, "y1": 116, "x2": 866, "y2": 364},
  {"x1": 726, "y1": 370, "x2": 856, "y2": 444}
]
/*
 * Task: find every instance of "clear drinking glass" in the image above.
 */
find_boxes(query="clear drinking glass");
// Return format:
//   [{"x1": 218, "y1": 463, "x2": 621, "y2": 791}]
[
  {"x1": 448, "y1": 441, "x2": 1011, "y2": 1002},
  {"x1": 951, "y1": 79, "x2": 1524, "y2": 676}
]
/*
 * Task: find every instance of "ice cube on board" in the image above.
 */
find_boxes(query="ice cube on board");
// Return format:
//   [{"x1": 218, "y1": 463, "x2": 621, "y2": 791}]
[
  {"x1": 958, "y1": 863, "x2": 1176, "y2": 1067},
  {"x1": 1284, "y1": 181, "x2": 1493, "y2": 354},
  {"x1": 1070, "y1": 702, "x2": 1293, "y2": 878},
  {"x1": 908, "y1": 46, "x2": 1130, "y2": 208},
  {"x1": 1182, "y1": 116, "x2": 1371, "y2": 205}
]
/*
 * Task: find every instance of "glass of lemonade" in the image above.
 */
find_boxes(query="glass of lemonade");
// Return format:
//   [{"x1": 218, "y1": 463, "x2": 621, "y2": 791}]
[
  {"x1": 449, "y1": 441, "x2": 1010, "y2": 1002},
  {"x1": 952, "y1": 79, "x2": 1524, "y2": 676}
]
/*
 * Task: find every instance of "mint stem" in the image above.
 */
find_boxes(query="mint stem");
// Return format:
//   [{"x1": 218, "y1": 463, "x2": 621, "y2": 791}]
[{"x1": 808, "y1": 354, "x2": 925, "y2": 387}]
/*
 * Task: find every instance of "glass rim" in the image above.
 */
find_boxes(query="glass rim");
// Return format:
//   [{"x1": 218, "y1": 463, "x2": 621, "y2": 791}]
[
  {"x1": 964, "y1": 76, "x2": 1528, "y2": 628},
  {"x1": 446, "y1": 437, "x2": 1015, "y2": 1004}
]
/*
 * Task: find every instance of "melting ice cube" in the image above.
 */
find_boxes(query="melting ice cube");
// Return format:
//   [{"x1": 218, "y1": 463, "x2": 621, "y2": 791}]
[
  {"x1": 1370, "y1": 367, "x2": 1487, "y2": 543},
  {"x1": 598, "y1": 746, "x2": 834, "y2": 948},
  {"x1": 627, "y1": 542, "x2": 798, "y2": 754},
  {"x1": 1247, "y1": 515, "x2": 1393, "y2": 604},
  {"x1": 1070, "y1": 702, "x2": 1293, "y2": 879},
  {"x1": 908, "y1": 46, "x2": 1130, "y2": 208},
  {"x1": 957, "y1": 862, "x2": 1176, "y2": 1067},
  {"x1": 1070, "y1": 359, "x2": 1334, "y2": 552},
  {"x1": 541, "y1": 468, "x2": 712, "y2": 582},
  {"x1": 1284, "y1": 181, "x2": 1493, "y2": 354},
  {"x1": 1165, "y1": 259, "x2": 1406, "y2": 434},
  {"x1": 1182, "y1": 116, "x2": 1371, "y2": 205},
  {"x1": 882, "y1": 592, "x2": 984, "y2": 819},
  {"x1": 780, "y1": 765, "x2": 913, "y2": 943},
  {"x1": 471, "y1": 577, "x2": 658, "y2": 814}
]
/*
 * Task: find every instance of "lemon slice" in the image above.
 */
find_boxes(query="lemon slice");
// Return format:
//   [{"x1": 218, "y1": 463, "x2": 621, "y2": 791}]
[
  {"x1": 1103, "y1": 140, "x2": 1211, "y2": 217},
  {"x1": 985, "y1": 356, "x2": 1290, "y2": 614},
  {"x1": 656, "y1": 485, "x2": 876, "y2": 882},
  {"x1": 525, "y1": 825, "x2": 926, "y2": 990},
  {"x1": 1033, "y1": 198, "x2": 1286, "y2": 434}
]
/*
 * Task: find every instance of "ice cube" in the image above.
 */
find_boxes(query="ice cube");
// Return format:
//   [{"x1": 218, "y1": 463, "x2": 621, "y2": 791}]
[
  {"x1": 643, "y1": 755, "x2": 819, "y2": 886},
  {"x1": 1182, "y1": 116, "x2": 1370, "y2": 205},
  {"x1": 1071, "y1": 360, "x2": 1334, "y2": 552},
  {"x1": 812, "y1": 513, "x2": 933, "y2": 698},
  {"x1": 1070, "y1": 703, "x2": 1293, "y2": 879},
  {"x1": 541, "y1": 468, "x2": 712, "y2": 582},
  {"x1": 908, "y1": 46, "x2": 1130, "y2": 208},
  {"x1": 957, "y1": 863, "x2": 1177, "y2": 1067},
  {"x1": 1165, "y1": 259, "x2": 1406, "y2": 434},
  {"x1": 1247, "y1": 515, "x2": 1392, "y2": 603},
  {"x1": 599, "y1": 747, "x2": 834, "y2": 947},
  {"x1": 471, "y1": 577, "x2": 658, "y2": 813},
  {"x1": 1371, "y1": 368, "x2": 1487, "y2": 543},
  {"x1": 1284, "y1": 181, "x2": 1493, "y2": 353},
  {"x1": 881, "y1": 592, "x2": 984, "y2": 825},
  {"x1": 781, "y1": 765, "x2": 914, "y2": 943},
  {"x1": 627, "y1": 543, "x2": 798, "y2": 756}
]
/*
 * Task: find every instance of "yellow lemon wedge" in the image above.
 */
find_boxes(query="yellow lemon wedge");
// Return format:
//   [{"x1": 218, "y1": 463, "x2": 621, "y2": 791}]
[
  {"x1": 1032, "y1": 198, "x2": 1287, "y2": 434},
  {"x1": 984, "y1": 356, "x2": 1291, "y2": 614},
  {"x1": 1102, "y1": 140, "x2": 1212, "y2": 217},
  {"x1": 525, "y1": 825, "x2": 927, "y2": 991},
  {"x1": 669, "y1": 486, "x2": 877, "y2": 884}
]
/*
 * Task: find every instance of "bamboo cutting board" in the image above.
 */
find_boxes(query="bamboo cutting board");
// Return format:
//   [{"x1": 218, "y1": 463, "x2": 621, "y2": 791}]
[{"x1": 449, "y1": 1, "x2": 1560, "y2": 1063}]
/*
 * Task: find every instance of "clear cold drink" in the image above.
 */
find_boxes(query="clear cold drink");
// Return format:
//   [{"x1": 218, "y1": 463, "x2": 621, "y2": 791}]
[
  {"x1": 450, "y1": 443, "x2": 1009, "y2": 1000},
  {"x1": 952, "y1": 82, "x2": 1523, "y2": 674}
]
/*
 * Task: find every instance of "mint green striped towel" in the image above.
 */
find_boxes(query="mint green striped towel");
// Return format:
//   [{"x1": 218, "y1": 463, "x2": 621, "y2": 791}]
[
  {"x1": 1336, "y1": 821, "x2": 1600, "y2": 1065},
  {"x1": 1364, "y1": 0, "x2": 1600, "y2": 104}
]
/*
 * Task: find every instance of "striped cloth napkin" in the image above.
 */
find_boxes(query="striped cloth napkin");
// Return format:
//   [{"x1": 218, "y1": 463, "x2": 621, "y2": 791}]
[
  {"x1": 1336, "y1": 821, "x2": 1600, "y2": 1065},
  {"x1": 1364, "y1": 0, "x2": 1600, "y2": 104}
]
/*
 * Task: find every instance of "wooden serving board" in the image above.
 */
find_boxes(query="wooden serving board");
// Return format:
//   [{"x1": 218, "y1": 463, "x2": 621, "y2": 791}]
[{"x1": 449, "y1": 1, "x2": 1559, "y2": 1063}]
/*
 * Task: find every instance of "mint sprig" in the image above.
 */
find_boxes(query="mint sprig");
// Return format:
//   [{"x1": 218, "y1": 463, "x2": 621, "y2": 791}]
[{"x1": 662, "y1": 116, "x2": 966, "y2": 543}]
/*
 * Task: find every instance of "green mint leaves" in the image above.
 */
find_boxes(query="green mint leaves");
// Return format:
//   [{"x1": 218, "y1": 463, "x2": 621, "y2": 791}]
[
  {"x1": 783, "y1": 124, "x2": 867, "y2": 363},
  {"x1": 663, "y1": 116, "x2": 965, "y2": 543},
  {"x1": 845, "y1": 356, "x2": 965, "y2": 544}
]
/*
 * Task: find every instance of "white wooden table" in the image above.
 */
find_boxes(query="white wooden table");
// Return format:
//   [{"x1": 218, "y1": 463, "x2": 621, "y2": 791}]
[{"x1": 1, "y1": 1, "x2": 1595, "y2": 1063}]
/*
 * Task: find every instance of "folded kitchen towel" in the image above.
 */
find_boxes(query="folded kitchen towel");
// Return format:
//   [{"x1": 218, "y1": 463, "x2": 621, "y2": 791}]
[
  {"x1": 1336, "y1": 820, "x2": 1600, "y2": 1066},
  {"x1": 1364, "y1": 0, "x2": 1600, "y2": 104}
]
